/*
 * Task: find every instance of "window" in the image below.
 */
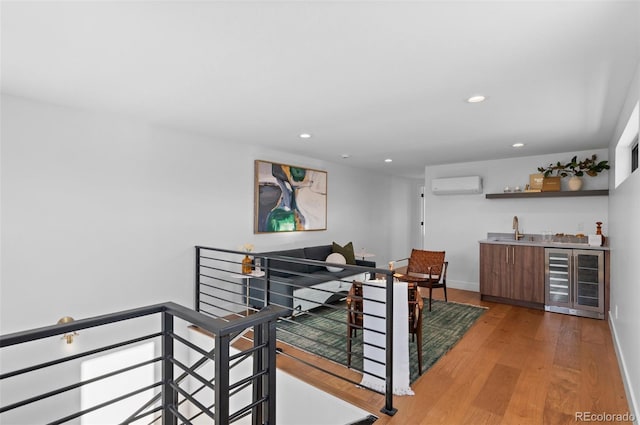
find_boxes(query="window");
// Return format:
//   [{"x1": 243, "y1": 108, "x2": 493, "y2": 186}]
[{"x1": 615, "y1": 102, "x2": 639, "y2": 187}]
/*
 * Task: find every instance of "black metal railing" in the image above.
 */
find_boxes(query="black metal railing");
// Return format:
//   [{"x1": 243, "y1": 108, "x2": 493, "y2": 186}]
[
  {"x1": 0, "y1": 301, "x2": 286, "y2": 424},
  {"x1": 195, "y1": 245, "x2": 397, "y2": 416}
]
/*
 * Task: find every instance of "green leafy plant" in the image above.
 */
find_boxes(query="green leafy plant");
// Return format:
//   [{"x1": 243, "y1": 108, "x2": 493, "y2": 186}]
[{"x1": 538, "y1": 154, "x2": 610, "y2": 177}]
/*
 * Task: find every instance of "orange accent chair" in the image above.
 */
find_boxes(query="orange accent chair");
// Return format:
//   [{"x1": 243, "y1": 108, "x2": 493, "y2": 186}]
[
  {"x1": 395, "y1": 249, "x2": 448, "y2": 311},
  {"x1": 346, "y1": 280, "x2": 424, "y2": 375}
]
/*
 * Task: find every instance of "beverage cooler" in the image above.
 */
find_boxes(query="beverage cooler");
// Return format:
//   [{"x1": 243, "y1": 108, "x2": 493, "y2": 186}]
[{"x1": 545, "y1": 248, "x2": 605, "y2": 319}]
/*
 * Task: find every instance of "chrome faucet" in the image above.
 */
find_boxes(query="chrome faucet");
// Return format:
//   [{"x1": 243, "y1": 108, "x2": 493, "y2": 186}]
[{"x1": 513, "y1": 216, "x2": 523, "y2": 240}]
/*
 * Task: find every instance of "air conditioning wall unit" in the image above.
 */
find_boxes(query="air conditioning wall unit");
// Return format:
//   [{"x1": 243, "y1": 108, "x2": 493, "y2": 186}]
[{"x1": 431, "y1": 176, "x2": 483, "y2": 195}]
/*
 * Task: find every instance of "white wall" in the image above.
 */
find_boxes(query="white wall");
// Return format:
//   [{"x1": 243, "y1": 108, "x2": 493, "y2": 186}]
[
  {"x1": 0, "y1": 94, "x2": 416, "y2": 334},
  {"x1": 424, "y1": 149, "x2": 609, "y2": 291},
  {"x1": 608, "y1": 58, "x2": 640, "y2": 419}
]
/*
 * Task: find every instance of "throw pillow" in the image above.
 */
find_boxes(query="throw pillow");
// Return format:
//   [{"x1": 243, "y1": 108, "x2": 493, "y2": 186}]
[
  {"x1": 332, "y1": 241, "x2": 356, "y2": 265},
  {"x1": 325, "y1": 253, "x2": 346, "y2": 272}
]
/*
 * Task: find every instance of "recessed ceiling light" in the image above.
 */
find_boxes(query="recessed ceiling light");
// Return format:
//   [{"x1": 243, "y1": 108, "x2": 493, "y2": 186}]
[
  {"x1": 384, "y1": 158, "x2": 393, "y2": 163},
  {"x1": 299, "y1": 133, "x2": 312, "y2": 139},
  {"x1": 467, "y1": 95, "x2": 486, "y2": 103},
  {"x1": 512, "y1": 143, "x2": 525, "y2": 148},
  {"x1": 341, "y1": 154, "x2": 350, "y2": 159}
]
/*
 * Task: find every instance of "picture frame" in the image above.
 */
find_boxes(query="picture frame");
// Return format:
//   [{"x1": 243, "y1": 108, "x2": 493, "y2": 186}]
[{"x1": 254, "y1": 160, "x2": 327, "y2": 233}]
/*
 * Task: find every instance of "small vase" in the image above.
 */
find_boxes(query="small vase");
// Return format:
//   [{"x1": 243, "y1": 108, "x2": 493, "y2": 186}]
[
  {"x1": 242, "y1": 255, "x2": 252, "y2": 274},
  {"x1": 567, "y1": 176, "x2": 583, "y2": 191}
]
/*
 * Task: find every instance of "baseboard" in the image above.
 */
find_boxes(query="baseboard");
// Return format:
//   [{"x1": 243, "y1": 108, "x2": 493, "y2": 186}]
[
  {"x1": 447, "y1": 280, "x2": 479, "y2": 293},
  {"x1": 609, "y1": 313, "x2": 639, "y2": 423}
]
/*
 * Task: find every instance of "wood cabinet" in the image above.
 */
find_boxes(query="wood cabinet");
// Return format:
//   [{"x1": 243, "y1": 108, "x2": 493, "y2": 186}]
[{"x1": 480, "y1": 243, "x2": 545, "y2": 308}]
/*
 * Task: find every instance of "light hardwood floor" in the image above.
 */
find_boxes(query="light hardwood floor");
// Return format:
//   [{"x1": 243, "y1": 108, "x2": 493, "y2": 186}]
[{"x1": 270, "y1": 288, "x2": 631, "y2": 425}]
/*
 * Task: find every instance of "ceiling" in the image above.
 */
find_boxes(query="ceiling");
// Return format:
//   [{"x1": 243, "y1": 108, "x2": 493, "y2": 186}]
[{"x1": 2, "y1": 1, "x2": 639, "y2": 178}]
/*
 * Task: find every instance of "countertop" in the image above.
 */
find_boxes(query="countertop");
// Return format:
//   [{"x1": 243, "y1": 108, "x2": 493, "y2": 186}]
[{"x1": 479, "y1": 232, "x2": 610, "y2": 251}]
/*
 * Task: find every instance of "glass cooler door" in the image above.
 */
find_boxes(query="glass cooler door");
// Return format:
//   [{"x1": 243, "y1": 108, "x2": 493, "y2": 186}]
[
  {"x1": 545, "y1": 249, "x2": 571, "y2": 308},
  {"x1": 573, "y1": 250, "x2": 604, "y2": 313}
]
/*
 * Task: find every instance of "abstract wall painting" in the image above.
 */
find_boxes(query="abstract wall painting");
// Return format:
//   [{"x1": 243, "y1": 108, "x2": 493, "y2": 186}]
[{"x1": 254, "y1": 160, "x2": 327, "y2": 233}]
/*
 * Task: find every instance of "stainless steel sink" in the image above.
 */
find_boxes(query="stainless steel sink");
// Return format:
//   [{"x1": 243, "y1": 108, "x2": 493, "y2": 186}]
[{"x1": 489, "y1": 237, "x2": 536, "y2": 243}]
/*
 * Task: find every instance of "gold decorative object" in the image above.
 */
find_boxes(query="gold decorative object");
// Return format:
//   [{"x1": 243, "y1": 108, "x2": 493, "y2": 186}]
[
  {"x1": 541, "y1": 176, "x2": 561, "y2": 192},
  {"x1": 240, "y1": 243, "x2": 254, "y2": 274},
  {"x1": 242, "y1": 255, "x2": 252, "y2": 274},
  {"x1": 529, "y1": 173, "x2": 544, "y2": 191},
  {"x1": 57, "y1": 316, "x2": 78, "y2": 344}
]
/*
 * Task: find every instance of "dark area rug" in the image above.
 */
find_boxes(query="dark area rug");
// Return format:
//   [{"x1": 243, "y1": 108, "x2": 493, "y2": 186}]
[{"x1": 276, "y1": 298, "x2": 487, "y2": 383}]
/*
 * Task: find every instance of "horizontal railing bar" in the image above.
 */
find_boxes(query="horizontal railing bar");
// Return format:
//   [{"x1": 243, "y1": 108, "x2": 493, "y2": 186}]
[
  {"x1": 167, "y1": 404, "x2": 190, "y2": 425},
  {"x1": 169, "y1": 357, "x2": 216, "y2": 394},
  {"x1": 291, "y1": 283, "x2": 386, "y2": 307},
  {"x1": 48, "y1": 381, "x2": 162, "y2": 425},
  {"x1": 276, "y1": 348, "x2": 386, "y2": 395},
  {"x1": 0, "y1": 332, "x2": 162, "y2": 380},
  {"x1": 170, "y1": 332, "x2": 215, "y2": 363},
  {"x1": 120, "y1": 405, "x2": 163, "y2": 425},
  {"x1": 170, "y1": 381, "x2": 216, "y2": 422},
  {"x1": 228, "y1": 343, "x2": 266, "y2": 363},
  {"x1": 166, "y1": 303, "x2": 287, "y2": 337},
  {"x1": 0, "y1": 305, "x2": 167, "y2": 348},
  {"x1": 199, "y1": 278, "x2": 244, "y2": 295},
  {"x1": 0, "y1": 356, "x2": 162, "y2": 414},
  {"x1": 198, "y1": 293, "x2": 248, "y2": 314},
  {"x1": 126, "y1": 339, "x2": 216, "y2": 421},
  {"x1": 198, "y1": 299, "x2": 243, "y2": 319},
  {"x1": 174, "y1": 344, "x2": 258, "y2": 413},
  {"x1": 198, "y1": 255, "x2": 243, "y2": 269},
  {"x1": 276, "y1": 327, "x2": 346, "y2": 356},
  {"x1": 280, "y1": 309, "x2": 385, "y2": 337},
  {"x1": 199, "y1": 274, "x2": 245, "y2": 289},
  {"x1": 276, "y1": 325, "x2": 385, "y2": 362},
  {"x1": 187, "y1": 399, "x2": 216, "y2": 423},
  {"x1": 195, "y1": 245, "x2": 272, "y2": 256},
  {"x1": 228, "y1": 369, "x2": 268, "y2": 392},
  {"x1": 197, "y1": 244, "x2": 388, "y2": 273},
  {"x1": 228, "y1": 377, "x2": 253, "y2": 398},
  {"x1": 228, "y1": 405, "x2": 254, "y2": 424},
  {"x1": 1, "y1": 301, "x2": 283, "y2": 349},
  {"x1": 198, "y1": 270, "x2": 247, "y2": 284},
  {"x1": 229, "y1": 396, "x2": 268, "y2": 423}
]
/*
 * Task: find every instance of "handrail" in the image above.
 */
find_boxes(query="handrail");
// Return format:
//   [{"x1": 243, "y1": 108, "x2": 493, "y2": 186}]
[
  {"x1": 0, "y1": 302, "x2": 284, "y2": 349},
  {"x1": 1, "y1": 301, "x2": 287, "y2": 425},
  {"x1": 195, "y1": 244, "x2": 397, "y2": 416}
]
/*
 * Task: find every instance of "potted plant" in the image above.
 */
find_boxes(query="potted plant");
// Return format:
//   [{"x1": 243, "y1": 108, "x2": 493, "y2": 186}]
[{"x1": 538, "y1": 154, "x2": 610, "y2": 191}]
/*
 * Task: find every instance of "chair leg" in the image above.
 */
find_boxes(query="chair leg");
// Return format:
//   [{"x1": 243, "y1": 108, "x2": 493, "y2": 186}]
[
  {"x1": 347, "y1": 326, "x2": 353, "y2": 367},
  {"x1": 443, "y1": 284, "x2": 448, "y2": 302},
  {"x1": 416, "y1": 321, "x2": 423, "y2": 375},
  {"x1": 429, "y1": 287, "x2": 433, "y2": 311}
]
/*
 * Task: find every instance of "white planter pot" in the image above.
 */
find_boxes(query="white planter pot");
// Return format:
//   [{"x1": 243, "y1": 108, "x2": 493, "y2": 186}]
[{"x1": 567, "y1": 176, "x2": 583, "y2": 191}]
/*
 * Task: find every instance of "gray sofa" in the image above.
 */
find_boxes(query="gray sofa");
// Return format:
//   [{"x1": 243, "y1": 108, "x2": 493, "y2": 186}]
[{"x1": 248, "y1": 244, "x2": 376, "y2": 314}]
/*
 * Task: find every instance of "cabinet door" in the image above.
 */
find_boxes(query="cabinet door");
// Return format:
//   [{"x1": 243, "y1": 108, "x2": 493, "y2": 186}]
[
  {"x1": 512, "y1": 245, "x2": 545, "y2": 303},
  {"x1": 545, "y1": 249, "x2": 571, "y2": 308},
  {"x1": 480, "y1": 244, "x2": 510, "y2": 297},
  {"x1": 573, "y1": 250, "x2": 604, "y2": 313}
]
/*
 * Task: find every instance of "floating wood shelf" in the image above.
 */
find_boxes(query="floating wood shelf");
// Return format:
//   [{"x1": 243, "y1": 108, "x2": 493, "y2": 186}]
[{"x1": 485, "y1": 190, "x2": 609, "y2": 199}]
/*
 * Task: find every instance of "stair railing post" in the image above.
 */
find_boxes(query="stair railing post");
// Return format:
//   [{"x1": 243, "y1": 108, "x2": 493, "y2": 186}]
[
  {"x1": 162, "y1": 311, "x2": 177, "y2": 425},
  {"x1": 263, "y1": 258, "x2": 271, "y2": 307},
  {"x1": 214, "y1": 332, "x2": 231, "y2": 425},
  {"x1": 381, "y1": 272, "x2": 397, "y2": 416},
  {"x1": 195, "y1": 247, "x2": 201, "y2": 312},
  {"x1": 252, "y1": 322, "x2": 264, "y2": 425},
  {"x1": 266, "y1": 316, "x2": 277, "y2": 424}
]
